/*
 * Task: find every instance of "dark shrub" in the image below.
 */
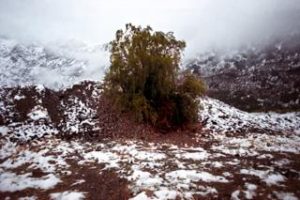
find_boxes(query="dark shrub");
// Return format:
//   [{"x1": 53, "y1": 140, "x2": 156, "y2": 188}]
[{"x1": 103, "y1": 24, "x2": 205, "y2": 130}]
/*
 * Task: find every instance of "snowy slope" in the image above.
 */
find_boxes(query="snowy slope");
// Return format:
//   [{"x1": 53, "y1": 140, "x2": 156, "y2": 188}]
[
  {"x1": 0, "y1": 81, "x2": 101, "y2": 142},
  {"x1": 0, "y1": 111, "x2": 300, "y2": 199},
  {"x1": 187, "y1": 35, "x2": 300, "y2": 111},
  {"x1": 0, "y1": 81, "x2": 299, "y2": 142},
  {"x1": 0, "y1": 82, "x2": 299, "y2": 199},
  {"x1": 200, "y1": 97, "x2": 300, "y2": 134},
  {"x1": 0, "y1": 37, "x2": 108, "y2": 90}
]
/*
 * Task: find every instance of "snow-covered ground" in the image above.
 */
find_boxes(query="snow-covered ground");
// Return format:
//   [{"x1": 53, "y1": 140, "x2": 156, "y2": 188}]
[
  {"x1": 0, "y1": 131, "x2": 299, "y2": 199},
  {"x1": 200, "y1": 97, "x2": 300, "y2": 134},
  {"x1": 1, "y1": 91, "x2": 300, "y2": 199}
]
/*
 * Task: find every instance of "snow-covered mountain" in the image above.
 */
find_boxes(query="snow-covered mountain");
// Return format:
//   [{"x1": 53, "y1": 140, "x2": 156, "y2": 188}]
[
  {"x1": 188, "y1": 35, "x2": 300, "y2": 112},
  {"x1": 0, "y1": 37, "x2": 108, "y2": 90},
  {"x1": 1, "y1": 35, "x2": 299, "y2": 112}
]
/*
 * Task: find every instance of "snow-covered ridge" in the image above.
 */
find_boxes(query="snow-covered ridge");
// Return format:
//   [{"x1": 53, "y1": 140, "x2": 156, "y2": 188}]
[
  {"x1": 200, "y1": 97, "x2": 300, "y2": 134},
  {"x1": 0, "y1": 81, "x2": 101, "y2": 141},
  {"x1": 0, "y1": 37, "x2": 108, "y2": 90},
  {"x1": 0, "y1": 81, "x2": 299, "y2": 142}
]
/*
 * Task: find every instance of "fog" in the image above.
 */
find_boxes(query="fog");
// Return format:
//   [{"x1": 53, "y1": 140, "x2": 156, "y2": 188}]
[{"x1": 1, "y1": 0, "x2": 300, "y2": 58}]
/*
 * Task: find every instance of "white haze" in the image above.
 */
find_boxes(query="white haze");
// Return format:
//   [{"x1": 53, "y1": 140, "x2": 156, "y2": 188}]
[
  {"x1": 0, "y1": 0, "x2": 300, "y2": 88},
  {"x1": 1, "y1": 0, "x2": 300, "y2": 55}
]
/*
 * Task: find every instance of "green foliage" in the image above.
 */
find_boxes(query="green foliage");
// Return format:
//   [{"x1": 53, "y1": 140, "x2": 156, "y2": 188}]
[
  {"x1": 104, "y1": 23, "x2": 205, "y2": 130},
  {"x1": 179, "y1": 73, "x2": 206, "y2": 98}
]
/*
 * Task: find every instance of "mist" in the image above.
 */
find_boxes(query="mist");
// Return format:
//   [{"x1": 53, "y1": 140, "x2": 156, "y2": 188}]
[{"x1": 1, "y1": 0, "x2": 300, "y2": 58}]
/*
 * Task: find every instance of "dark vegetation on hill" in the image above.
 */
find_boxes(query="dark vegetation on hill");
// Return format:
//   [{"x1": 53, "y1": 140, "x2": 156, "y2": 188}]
[{"x1": 188, "y1": 35, "x2": 300, "y2": 112}]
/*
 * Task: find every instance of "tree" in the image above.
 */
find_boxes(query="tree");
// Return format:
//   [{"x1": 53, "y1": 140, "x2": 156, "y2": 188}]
[{"x1": 103, "y1": 23, "x2": 205, "y2": 130}]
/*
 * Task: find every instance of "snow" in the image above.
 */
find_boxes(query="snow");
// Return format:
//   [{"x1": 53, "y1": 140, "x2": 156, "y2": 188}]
[
  {"x1": 129, "y1": 169, "x2": 163, "y2": 188},
  {"x1": 244, "y1": 183, "x2": 257, "y2": 199},
  {"x1": 231, "y1": 190, "x2": 240, "y2": 200},
  {"x1": 50, "y1": 191, "x2": 85, "y2": 200},
  {"x1": 61, "y1": 97, "x2": 98, "y2": 134},
  {"x1": 18, "y1": 196, "x2": 37, "y2": 200},
  {"x1": 0, "y1": 84, "x2": 299, "y2": 199},
  {"x1": 154, "y1": 190, "x2": 178, "y2": 200},
  {"x1": 0, "y1": 141, "x2": 16, "y2": 159},
  {"x1": 71, "y1": 179, "x2": 85, "y2": 186},
  {"x1": 130, "y1": 151, "x2": 166, "y2": 161},
  {"x1": 0, "y1": 134, "x2": 299, "y2": 199},
  {"x1": 35, "y1": 85, "x2": 45, "y2": 93},
  {"x1": 165, "y1": 170, "x2": 228, "y2": 183},
  {"x1": 14, "y1": 94, "x2": 26, "y2": 100},
  {"x1": 210, "y1": 161, "x2": 223, "y2": 168},
  {"x1": 273, "y1": 192, "x2": 298, "y2": 200},
  {"x1": 27, "y1": 106, "x2": 49, "y2": 121},
  {"x1": 0, "y1": 37, "x2": 107, "y2": 90},
  {"x1": 10, "y1": 123, "x2": 58, "y2": 141},
  {"x1": 176, "y1": 152, "x2": 209, "y2": 160},
  {"x1": 264, "y1": 174, "x2": 286, "y2": 186},
  {"x1": 130, "y1": 192, "x2": 154, "y2": 200},
  {"x1": 273, "y1": 159, "x2": 291, "y2": 167},
  {"x1": 240, "y1": 169, "x2": 285, "y2": 186},
  {"x1": 200, "y1": 97, "x2": 300, "y2": 134},
  {"x1": 84, "y1": 151, "x2": 119, "y2": 168},
  {"x1": 0, "y1": 126, "x2": 9, "y2": 136},
  {"x1": 0, "y1": 172, "x2": 60, "y2": 192},
  {"x1": 194, "y1": 187, "x2": 218, "y2": 197},
  {"x1": 0, "y1": 148, "x2": 68, "y2": 173}
]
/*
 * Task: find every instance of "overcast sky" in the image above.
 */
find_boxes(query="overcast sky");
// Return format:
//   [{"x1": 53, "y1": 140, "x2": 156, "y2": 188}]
[{"x1": 1, "y1": 0, "x2": 300, "y2": 56}]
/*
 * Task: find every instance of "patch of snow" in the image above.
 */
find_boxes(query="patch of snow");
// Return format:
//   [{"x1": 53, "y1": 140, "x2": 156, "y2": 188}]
[
  {"x1": 84, "y1": 151, "x2": 119, "y2": 168},
  {"x1": 165, "y1": 170, "x2": 228, "y2": 183},
  {"x1": 50, "y1": 191, "x2": 85, "y2": 200},
  {"x1": 223, "y1": 172, "x2": 232, "y2": 177},
  {"x1": 154, "y1": 190, "x2": 178, "y2": 200},
  {"x1": 194, "y1": 186, "x2": 218, "y2": 197},
  {"x1": 129, "y1": 168, "x2": 163, "y2": 188},
  {"x1": 240, "y1": 169, "x2": 285, "y2": 186},
  {"x1": 264, "y1": 174, "x2": 286, "y2": 186},
  {"x1": 273, "y1": 191, "x2": 298, "y2": 200},
  {"x1": 131, "y1": 151, "x2": 166, "y2": 161},
  {"x1": 257, "y1": 154, "x2": 273, "y2": 159},
  {"x1": 18, "y1": 197, "x2": 37, "y2": 200},
  {"x1": 0, "y1": 149, "x2": 68, "y2": 173},
  {"x1": 0, "y1": 140, "x2": 16, "y2": 159},
  {"x1": 71, "y1": 179, "x2": 86, "y2": 186},
  {"x1": 176, "y1": 151, "x2": 209, "y2": 160},
  {"x1": 0, "y1": 172, "x2": 60, "y2": 192},
  {"x1": 0, "y1": 126, "x2": 9, "y2": 136},
  {"x1": 273, "y1": 159, "x2": 291, "y2": 167},
  {"x1": 61, "y1": 97, "x2": 98, "y2": 134},
  {"x1": 14, "y1": 95, "x2": 26, "y2": 100},
  {"x1": 35, "y1": 85, "x2": 45, "y2": 93},
  {"x1": 231, "y1": 190, "x2": 240, "y2": 200},
  {"x1": 244, "y1": 183, "x2": 257, "y2": 199},
  {"x1": 130, "y1": 192, "x2": 156, "y2": 200},
  {"x1": 27, "y1": 106, "x2": 49, "y2": 121},
  {"x1": 11, "y1": 123, "x2": 58, "y2": 141},
  {"x1": 211, "y1": 161, "x2": 223, "y2": 168}
]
